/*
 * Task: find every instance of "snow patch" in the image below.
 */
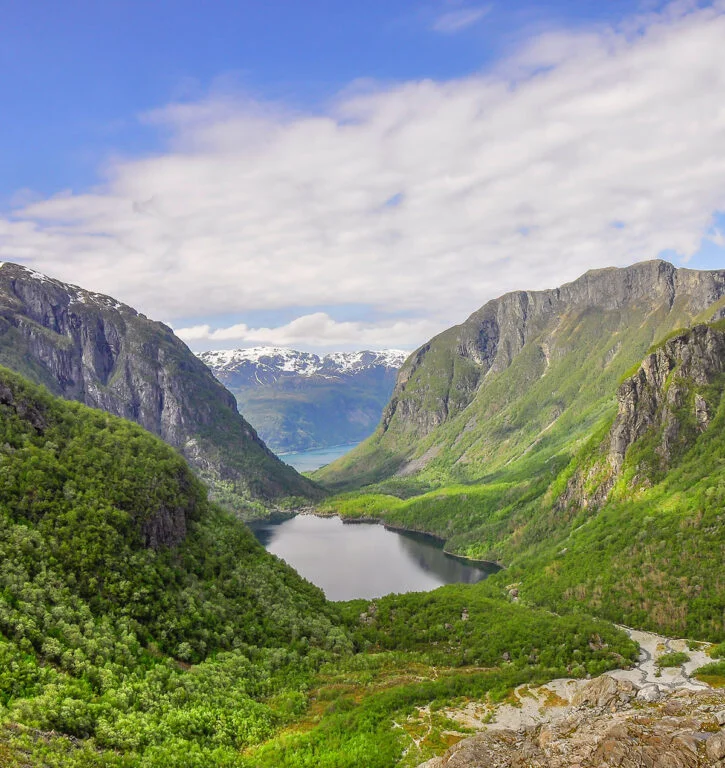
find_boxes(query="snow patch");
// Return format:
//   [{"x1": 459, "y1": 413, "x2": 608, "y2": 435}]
[{"x1": 199, "y1": 347, "x2": 408, "y2": 377}]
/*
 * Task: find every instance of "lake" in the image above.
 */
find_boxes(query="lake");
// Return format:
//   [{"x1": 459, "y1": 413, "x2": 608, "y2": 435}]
[
  {"x1": 249, "y1": 514, "x2": 500, "y2": 601},
  {"x1": 278, "y1": 442, "x2": 361, "y2": 472}
]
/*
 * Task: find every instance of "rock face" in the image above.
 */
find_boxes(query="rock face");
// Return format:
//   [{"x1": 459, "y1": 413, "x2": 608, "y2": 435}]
[
  {"x1": 609, "y1": 324, "x2": 725, "y2": 471},
  {"x1": 421, "y1": 683, "x2": 725, "y2": 768},
  {"x1": 199, "y1": 347, "x2": 407, "y2": 452},
  {"x1": 562, "y1": 323, "x2": 725, "y2": 511},
  {"x1": 318, "y1": 260, "x2": 725, "y2": 490},
  {"x1": 0, "y1": 262, "x2": 320, "y2": 511}
]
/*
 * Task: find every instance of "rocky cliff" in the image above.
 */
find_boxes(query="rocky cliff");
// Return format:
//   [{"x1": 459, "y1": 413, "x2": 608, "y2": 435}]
[
  {"x1": 561, "y1": 322, "x2": 725, "y2": 511},
  {"x1": 0, "y1": 262, "x2": 321, "y2": 512},
  {"x1": 610, "y1": 323, "x2": 725, "y2": 471},
  {"x1": 317, "y1": 260, "x2": 725, "y2": 490}
]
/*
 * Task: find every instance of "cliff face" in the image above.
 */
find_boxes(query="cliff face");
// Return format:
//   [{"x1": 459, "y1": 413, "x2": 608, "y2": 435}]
[
  {"x1": 317, "y1": 260, "x2": 725, "y2": 490},
  {"x1": 560, "y1": 322, "x2": 725, "y2": 512},
  {"x1": 386, "y1": 261, "x2": 725, "y2": 441},
  {"x1": 609, "y1": 323, "x2": 725, "y2": 471},
  {"x1": 0, "y1": 262, "x2": 321, "y2": 511}
]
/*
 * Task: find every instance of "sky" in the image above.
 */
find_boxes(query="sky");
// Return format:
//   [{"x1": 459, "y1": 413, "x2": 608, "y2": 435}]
[{"x1": 1, "y1": 0, "x2": 724, "y2": 352}]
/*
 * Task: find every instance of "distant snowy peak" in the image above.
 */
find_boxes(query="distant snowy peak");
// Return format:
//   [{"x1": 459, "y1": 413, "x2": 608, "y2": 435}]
[{"x1": 198, "y1": 347, "x2": 408, "y2": 379}]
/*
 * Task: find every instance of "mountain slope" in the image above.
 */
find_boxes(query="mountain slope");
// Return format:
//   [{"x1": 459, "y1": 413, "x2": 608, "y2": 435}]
[
  {"x1": 199, "y1": 347, "x2": 407, "y2": 452},
  {"x1": 0, "y1": 364, "x2": 637, "y2": 768},
  {"x1": 513, "y1": 320, "x2": 725, "y2": 638},
  {"x1": 316, "y1": 260, "x2": 725, "y2": 491},
  {"x1": 0, "y1": 262, "x2": 321, "y2": 512}
]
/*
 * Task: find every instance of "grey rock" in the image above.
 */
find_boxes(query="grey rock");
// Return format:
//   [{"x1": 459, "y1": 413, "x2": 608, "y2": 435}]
[
  {"x1": 706, "y1": 732, "x2": 725, "y2": 761},
  {"x1": 637, "y1": 685, "x2": 662, "y2": 703},
  {"x1": 0, "y1": 263, "x2": 320, "y2": 511}
]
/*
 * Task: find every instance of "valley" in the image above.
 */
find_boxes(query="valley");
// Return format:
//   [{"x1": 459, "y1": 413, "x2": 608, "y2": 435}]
[
  {"x1": 199, "y1": 348, "x2": 406, "y2": 454},
  {"x1": 2, "y1": 260, "x2": 725, "y2": 767}
]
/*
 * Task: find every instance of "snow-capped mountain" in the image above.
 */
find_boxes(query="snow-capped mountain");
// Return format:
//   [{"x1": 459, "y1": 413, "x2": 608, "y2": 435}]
[
  {"x1": 198, "y1": 347, "x2": 407, "y2": 385},
  {"x1": 198, "y1": 347, "x2": 408, "y2": 453}
]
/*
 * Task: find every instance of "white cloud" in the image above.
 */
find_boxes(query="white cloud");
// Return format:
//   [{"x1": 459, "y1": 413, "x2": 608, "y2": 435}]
[
  {"x1": 175, "y1": 312, "x2": 440, "y2": 350},
  {"x1": 431, "y1": 5, "x2": 491, "y2": 33},
  {"x1": 710, "y1": 229, "x2": 725, "y2": 248},
  {"x1": 2, "y1": 2, "x2": 725, "y2": 350}
]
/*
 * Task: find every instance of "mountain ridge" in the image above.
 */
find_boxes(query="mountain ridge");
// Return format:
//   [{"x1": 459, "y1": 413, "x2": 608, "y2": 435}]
[
  {"x1": 317, "y1": 259, "x2": 725, "y2": 490},
  {"x1": 200, "y1": 346, "x2": 408, "y2": 453},
  {"x1": 199, "y1": 347, "x2": 408, "y2": 381},
  {"x1": 0, "y1": 261, "x2": 321, "y2": 512}
]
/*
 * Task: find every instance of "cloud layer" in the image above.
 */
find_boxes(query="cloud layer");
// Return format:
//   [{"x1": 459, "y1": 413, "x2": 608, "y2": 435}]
[
  {"x1": 1, "y1": 1, "x2": 725, "y2": 349},
  {"x1": 175, "y1": 312, "x2": 438, "y2": 350}
]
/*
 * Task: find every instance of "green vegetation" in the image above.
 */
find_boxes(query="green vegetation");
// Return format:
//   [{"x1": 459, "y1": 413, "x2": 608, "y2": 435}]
[
  {"x1": 314, "y1": 319, "x2": 725, "y2": 642},
  {"x1": 656, "y1": 652, "x2": 690, "y2": 668},
  {"x1": 694, "y1": 661, "x2": 725, "y2": 687},
  {"x1": 0, "y1": 365, "x2": 640, "y2": 767},
  {"x1": 316, "y1": 280, "x2": 699, "y2": 493},
  {"x1": 0, "y1": 263, "x2": 320, "y2": 515}
]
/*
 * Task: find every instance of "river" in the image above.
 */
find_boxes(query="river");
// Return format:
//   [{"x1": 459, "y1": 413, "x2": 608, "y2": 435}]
[{"x1": 249, "y1": 514, "x2": 500, "y2": 601}]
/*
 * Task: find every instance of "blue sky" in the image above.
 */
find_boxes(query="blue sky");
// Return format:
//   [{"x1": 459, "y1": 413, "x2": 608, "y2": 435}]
[
  {"x1": 1, "y1": 0, "x2": 646, "y2": 200},
  {"x1": 1, "y1": 0, "x2": 724, "y2": 351}
]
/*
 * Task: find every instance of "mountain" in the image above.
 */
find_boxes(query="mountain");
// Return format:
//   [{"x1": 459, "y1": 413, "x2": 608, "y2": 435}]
[
  {"x1": 199, "y1": 347, "x2": 407, "y2": 453},
  {"x1": 316, "y1": 260, "x2": 725, "y2": 491},
  {"x1": 316, "y1": 261, "x2": 725, "y2": 640},
  {"x1": 0, "y1": 262, "x2": 320, "y2": 512},
  {"x1": 0, "y1": 364, "x2": 638, "y2": 767}
]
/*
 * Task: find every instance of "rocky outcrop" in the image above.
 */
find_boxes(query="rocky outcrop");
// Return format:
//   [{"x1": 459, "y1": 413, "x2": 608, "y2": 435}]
[
  {"x1": 562, "y1": 323, "x2": 725, "y2": 511},
  {"x1": 609, "y1": 324, "x2": 725, "y2": 471},
  {"x1": 420, "y1": 630, "x2": 725, "y2": 768},
  {"x1": 421, "y1": 687, "x2": 725, "y2": 767},
  {"x1": 387, "y1": 261, "x2": 725, "y2": 443},
  {"x1": 0, "y1": 263, "x2": 321, "y2": 511}
]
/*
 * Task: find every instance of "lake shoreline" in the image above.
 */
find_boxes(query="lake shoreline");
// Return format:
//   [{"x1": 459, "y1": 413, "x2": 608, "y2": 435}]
[
  {"x1": 249, "y1": 512, "x2": 499, "y2": 601},
  {"x1": 296, "y1": 507, "x2": 504, "y2": 571}
]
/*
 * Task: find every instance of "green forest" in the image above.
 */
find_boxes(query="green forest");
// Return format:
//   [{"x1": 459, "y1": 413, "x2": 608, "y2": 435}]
[{"x1": 0, "y1": 365, "x2": 639, "y2": 767}]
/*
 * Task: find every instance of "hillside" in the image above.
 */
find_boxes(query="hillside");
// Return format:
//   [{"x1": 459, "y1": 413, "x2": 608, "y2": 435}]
[
  {"x1": 317, "y1": 265, "x2": 725, "y2": 640},
  {"x1": 0, "y1": 262, "x2": 320, "y2": 512},
  {"x1": 199, "y1": 347, "x2": 407, "y2": 452},
  {"x1": 316, "y1": 260, "x2": 725, "y2": 492},
  {"x1": 0, "y1": 364, "x2": 638, "y2": 767},
  {"x1": 513, "y1": 320, "x2": 725, "y2": 638}
]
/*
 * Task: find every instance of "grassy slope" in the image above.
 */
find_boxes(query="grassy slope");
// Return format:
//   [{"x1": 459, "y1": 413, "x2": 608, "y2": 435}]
[
  {"x1": 320, "y1": 323, "x2": 725, "y2": 641},
  {"x1": 0, "y1": 366, "x2": 638, "y2": 767},
  {"x1": 317, "y1": 295, "x2": 710, "y2": 495}
]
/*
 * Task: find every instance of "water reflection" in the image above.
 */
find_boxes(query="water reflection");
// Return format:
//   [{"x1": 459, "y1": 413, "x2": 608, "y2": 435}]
[
  {"x1": 395, "y1": 531, "x2": 495, "y2": 584},
  {"x1": 249, "y1": 514, "x2": 499, "y2": 601}
]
